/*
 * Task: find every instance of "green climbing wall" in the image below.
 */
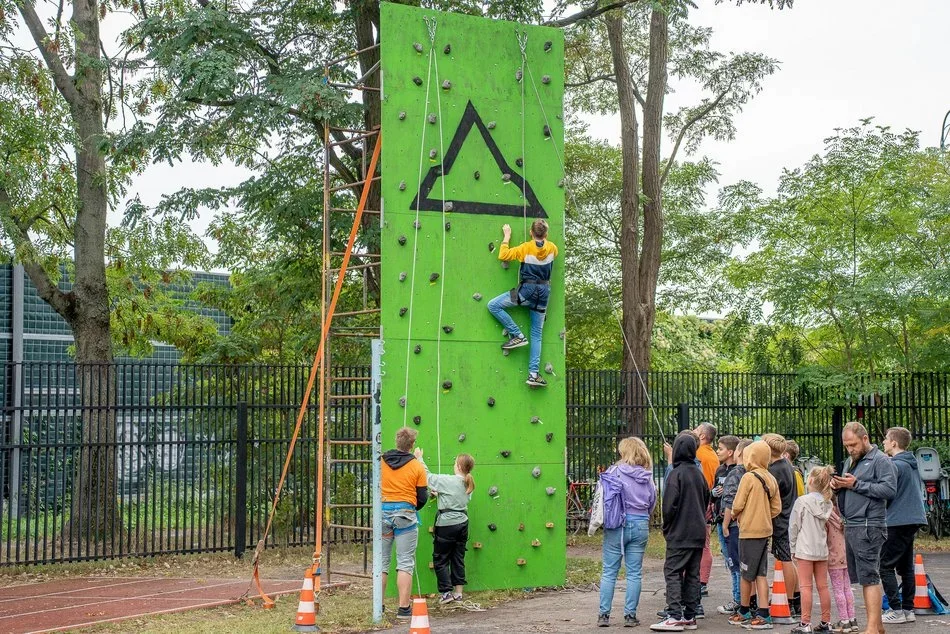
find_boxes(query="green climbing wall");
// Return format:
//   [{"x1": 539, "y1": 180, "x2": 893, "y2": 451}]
[{"x1": 379, "y1": 3, "x2": 566, "y2": 593}]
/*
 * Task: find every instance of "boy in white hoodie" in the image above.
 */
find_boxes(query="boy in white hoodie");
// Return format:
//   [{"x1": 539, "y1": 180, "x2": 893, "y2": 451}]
[{"x1": 789, "y1": 466, "x2": 836, "y2": 634}]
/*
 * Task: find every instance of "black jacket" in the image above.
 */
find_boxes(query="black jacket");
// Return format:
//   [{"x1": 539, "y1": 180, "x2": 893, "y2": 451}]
[
  {"x1": 769, "y1": 458, "x2": 798, "y2": 536},
  {"x1": 662, "y1": 434, "x2": 711, "y2": 548},
  {"x1": 840, "y1": 445, "x2": 897, "y2": 527}
]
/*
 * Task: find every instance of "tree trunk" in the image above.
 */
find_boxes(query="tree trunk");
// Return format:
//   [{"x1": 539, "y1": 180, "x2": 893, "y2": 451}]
[{"x1": 606, "y1": 14, "x2": 645, "y2": 435}]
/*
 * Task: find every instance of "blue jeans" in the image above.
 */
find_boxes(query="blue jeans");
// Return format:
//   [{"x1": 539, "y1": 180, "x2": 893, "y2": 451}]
[
  {"x1": 487, "y1": 290, "x2": 545, "y2": 375},
  {"x1": 599, "y1": 515, "x2": 650, "y2": 617},
  {"x1": 717, "y1": 522, "x2": 741, "y2": 604}
]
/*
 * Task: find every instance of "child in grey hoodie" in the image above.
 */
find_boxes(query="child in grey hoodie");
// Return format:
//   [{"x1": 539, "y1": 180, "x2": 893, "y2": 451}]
[
  {"x1": 418, "y1": 452, "x2": 475, "y2": 605},
  {"x1": 789, "y1": 466, "x2": 835, "y2": 634}
]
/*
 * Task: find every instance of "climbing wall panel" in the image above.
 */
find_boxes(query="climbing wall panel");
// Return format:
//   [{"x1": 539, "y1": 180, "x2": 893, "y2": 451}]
[{"x1": 379, "y1": 3, "x2": 566, "y2": 593}]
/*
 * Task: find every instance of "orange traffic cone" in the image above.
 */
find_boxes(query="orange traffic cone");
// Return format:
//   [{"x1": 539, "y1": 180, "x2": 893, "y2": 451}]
[
  {"x1": 770, "y1": 560, "x2": 795, "y2": 624},
  {"x1": 913, "y1": 554, "x2": 934, "y2": 614},
  {"x1": 292, "y1": 566, "x2": 319, "y2": 632},
  {"x1": 409, "y1": 596, "x2": 431, "y2": 634}
]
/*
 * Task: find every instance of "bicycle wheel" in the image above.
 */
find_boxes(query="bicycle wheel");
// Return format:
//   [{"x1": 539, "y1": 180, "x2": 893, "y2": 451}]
[{"x1": 931, "y1": 505, "x2": 943, "y2": 540}]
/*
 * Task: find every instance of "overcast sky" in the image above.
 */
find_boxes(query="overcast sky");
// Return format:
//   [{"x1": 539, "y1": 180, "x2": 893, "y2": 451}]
[{"x1": 123, "y1": 0, "x2": 950, "y2": 245}]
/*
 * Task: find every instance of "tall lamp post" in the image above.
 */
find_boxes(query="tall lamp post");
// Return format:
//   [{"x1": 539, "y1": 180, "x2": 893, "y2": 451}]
[{"x1": 942, "y1": 110, "x2": 950, "y2": 150}]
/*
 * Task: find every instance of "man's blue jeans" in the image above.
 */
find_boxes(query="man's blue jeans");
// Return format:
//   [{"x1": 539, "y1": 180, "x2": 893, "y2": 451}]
[
  {"x1": 599, "y1": 515, "x2": 650, "y2": 617},
  {"x1": 487, "y1": 291, "x2": 545, "y2": 375},
  {"x1": 717, "y1": 522, "x2": 741, "y2": 604}
]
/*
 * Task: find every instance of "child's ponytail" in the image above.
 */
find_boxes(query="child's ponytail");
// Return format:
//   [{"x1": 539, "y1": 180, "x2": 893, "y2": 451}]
[{"x1": 456, "y1": 454, "x2": 475, "y2": 494}]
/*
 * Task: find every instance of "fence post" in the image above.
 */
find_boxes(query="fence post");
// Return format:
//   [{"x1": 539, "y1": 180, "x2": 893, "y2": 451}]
[
  {"x1": 832, "y1": 406, "x2": 844, "y2": 473},
  {"x1": 677, "y1": 402, "x2": 689, "y2": 433},
  {"x1": 234, "y1": 401, "x2": 248, "y2": 559}
]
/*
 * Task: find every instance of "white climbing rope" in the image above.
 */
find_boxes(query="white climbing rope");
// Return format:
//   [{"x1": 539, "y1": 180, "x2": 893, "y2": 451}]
[
  {"x1": 518, "y1": 30, "x2": 529, "y2": 239},
  {"x1": 431, "y1": 21, "x2": 448, "y2": 472},
  {"x1": 521, "y1": 47, "x2": 668, "y2": 445},
  {"x1": 402, "y1": 17, "x2": 438, "y2": 429}
]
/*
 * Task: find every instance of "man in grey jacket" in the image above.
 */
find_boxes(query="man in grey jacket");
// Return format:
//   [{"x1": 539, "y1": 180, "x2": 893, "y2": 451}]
[
  {"x1": 832, "y1": 421, "x2": 898, "y2": 634},
  {"x1": 880, "y1": 427, "x2": 928, "y2": 625}
]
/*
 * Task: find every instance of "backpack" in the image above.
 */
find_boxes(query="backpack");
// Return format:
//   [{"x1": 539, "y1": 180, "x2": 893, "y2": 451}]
[{"x1": 588, "y1": 468, "x2": 626, "y2": 529}]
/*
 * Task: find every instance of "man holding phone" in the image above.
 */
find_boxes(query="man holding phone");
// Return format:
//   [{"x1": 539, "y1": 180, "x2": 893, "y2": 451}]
[{"x1": 832, "y1": 421, "x2": 897, "y2": 634}]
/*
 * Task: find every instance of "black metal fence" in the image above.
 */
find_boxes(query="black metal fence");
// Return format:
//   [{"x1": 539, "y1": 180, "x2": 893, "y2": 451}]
[{"x1": 1, "y1": 363, "x2": 948, "y2": 566}]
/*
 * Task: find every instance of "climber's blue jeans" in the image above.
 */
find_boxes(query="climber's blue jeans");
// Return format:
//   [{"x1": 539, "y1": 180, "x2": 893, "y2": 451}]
[{"x1": 487, "y1": 291, "x2": 545, "y2": 375}]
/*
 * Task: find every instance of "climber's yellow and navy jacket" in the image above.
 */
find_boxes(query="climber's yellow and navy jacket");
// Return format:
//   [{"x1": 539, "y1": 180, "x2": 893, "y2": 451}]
[{"x1": 498, "y1": 238, "x2": 558, "y2": 312}]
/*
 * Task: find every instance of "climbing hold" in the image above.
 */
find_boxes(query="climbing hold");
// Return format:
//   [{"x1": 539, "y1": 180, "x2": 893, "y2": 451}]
[
  {"x1": 428, "y1": 561, "x2": 435, "y2": 569},
  {"x1": 517, "y1": 558, "x2": 527, "y2": 566},
  {"x1": 442, "y1": 325, "x2": 453, "y2": 334},
  {"x1": 531, "y1": 539, "x2": 541, "y2": 547},
  {"x1": 429, "y1": 272, "x2": 439, "y2": 283},
  {"x1": 515, "y1": 69, "x2": 523, "y2": 82},
  {"x1": 399, "y1": 307, "x2": 408, "y2": 317},
  {"x1": 488, "y1": 486, "x2": 499, "y2": 497},
  {"x1": 429, "y1": 148, "x2": 438, "y2": 160},
  {"x1": 544, "y1": 362, "x2": 555, "y2": 375},
  {"x1": 414, "y1": 344, "x2": 422, "y2": 354},
  {"x1": 474, "y1": 170, "x2": 481, "y2": 180},
  {"x1": 518, "y1": 523, "x2": 525, "y2": 531},
  {"x1": 414, "y1": 220, "x2": 422, "y2": 230},
  {"x1": 543, "y1": 125, "x2": 552, "y2": 137},
  {"x1": 502, "y1": 329, "x2": 509, "y2": 337},
  {"x1": 500, "y1": 450, "x2": 511, "y2": 458},
  {"x1": 488, "y1": 524, "x2": 497, "y2": 532},
  {"x1": 488, "y1": 242, "x2": 495, "y2": 252},
  {"x1": 428, "y1": 525, "x2": 435, "y2": 533},
  {"x1": 501, "y1": 261, "x2": 510, "y2": 269},
  {"x1": 413, "y1": 415, "x2": 421, "y2": 425},
  {"x1": 472, "y1": 292, "x2": 482, "y2": 301},
  {"x1": 443, "y1": 43, "x2": 452, "y2": 55},
  {"x1": 544, "y1": 40, "x2": 552, "y2": 52},
  {"x1": 398, "y1": 235, "x2": 407, "y2": 246},
  {"x1": 413, "y1": 76, "x2": 423, "y2": 86},
  {"x1": 502, "y1": 349, "x2": 510, "y2": 356},
  {"x1": 399, "y1": 271, "x2": 407, "y2": 282},
  {"x1": 399, "y1": 111, "x2": 407, "y2": 120},
  {"x1": 557, "y1": 179, "x2": 565, "y2": 188},
  {"x1": 442, "y1": 380, "x2": 453, "y2": 390},
  {"x1": 516, "y1": 157, "x2": 524, "y2": 168},
  {"x1": 428, "y1": 113, "x2": 437, "y2": 124},
  {"x1": 442, "y1": 79, "x2": 452, "y2": 90},
  {"x1": 545, "y1": 432, "x2": 554, "y2": 443},
  {"x1": 532, "y1": 466, "x2": 542, "y2": 478},
  {"x1": 399, "y1": 397, "x2": 407, "y2": 408},
  {"x1": 413, "y1": 42, "x2": 424, "y2": 53},
  {"x1": 559, "y1": 329, "x2": 566, "y2": 340},
  {"x1": 545, "y1": 487, "x2": 556, "y2": 495},
  {"x1": 487, "y1": 396, "x2": 495, "y2": 407},
  {"x1": 530, "y1": 416, "x2": 541, "y2": 424},
  {"x1": 443, "y1": 201, "x2": 453, "y2": 212},
  {"x1": 458, "y1": 433, "x2": 465, "y2": 442},
  {"x1": 487, "y1": 121, "x2": 496, "y2": 130},
  {"x1": 473, "y1": 542, "x2": 483, "y2": 549},
  {"x1": 502, "y1": 173, "x2": 512, "y2": 182},
  {"x1": 542, "y1": 75, "x2": 551, "y2": 85},
  {"x1": 399, "y1": 180, "x2": 407, "y2": 191},
  {"x1": 545, "y1": 522, "x2": 555, "y2": 529},
  {"x1": 445, "y1": 221, "x2": 451, "y2": 232}
]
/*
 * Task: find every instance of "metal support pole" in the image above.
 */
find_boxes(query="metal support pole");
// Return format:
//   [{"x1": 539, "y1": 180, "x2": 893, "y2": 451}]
[
  {"x1": 10, "y1": 264, "x2": 24, "y2": 518},
  {"x1": 234, "y1": 402, "x2": 248, "y2": 558},
  {"x1": 832, "y1": 406, "x2": 845, "y2": 474},
  {"x1": 370, "y1": 339, "x2": 383, "y2": 623},
  {"x1": 676, "y1": 402, "x2": 689, "y2": 433}
]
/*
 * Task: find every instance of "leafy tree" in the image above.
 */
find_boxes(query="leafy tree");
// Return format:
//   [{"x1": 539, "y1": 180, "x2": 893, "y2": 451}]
[{"x1": 723, "y1": 121, "x2": 950, "y2": 374}]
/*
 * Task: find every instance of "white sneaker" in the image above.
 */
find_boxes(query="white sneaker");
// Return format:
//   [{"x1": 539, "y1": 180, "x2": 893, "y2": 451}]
[
  {"x1": 882, "y1": 609, "x2": 906, "y2": 624},
  {"x1": 650, "y1": 617, "x2": 687, "y2": 632},
  {"x1": 903, "y1": 610, "x2": 916, "y2": 622}
]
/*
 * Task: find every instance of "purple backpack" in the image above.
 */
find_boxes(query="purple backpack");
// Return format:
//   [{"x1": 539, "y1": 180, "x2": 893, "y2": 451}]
[{"x1": 600, "y1": 468, "x2": 626, "y2": 530}]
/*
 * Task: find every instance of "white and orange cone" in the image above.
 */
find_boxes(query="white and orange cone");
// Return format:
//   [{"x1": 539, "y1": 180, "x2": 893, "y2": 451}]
[
  {"x1": 292, "y1": 566, "x2": 319, "y2": 632},
  {"x1": 914, "y1": 553, "x2": 934, "y2": 614},
  {"x1": 409, "y1": 596, "x2": 431, "y2": 634},
  {"x1": 769, "y1": 560, "x2": 795, "y2": 624}
]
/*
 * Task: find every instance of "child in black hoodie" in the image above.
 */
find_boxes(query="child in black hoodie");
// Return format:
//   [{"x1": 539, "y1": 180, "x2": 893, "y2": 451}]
[{"x1": 651, "y1": 432, "x2": 711, "y2": 632}]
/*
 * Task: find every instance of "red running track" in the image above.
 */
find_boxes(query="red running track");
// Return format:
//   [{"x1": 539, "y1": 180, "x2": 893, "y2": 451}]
[{"x1": 0, "y1": 576, "x2": 339, "y2": 633}]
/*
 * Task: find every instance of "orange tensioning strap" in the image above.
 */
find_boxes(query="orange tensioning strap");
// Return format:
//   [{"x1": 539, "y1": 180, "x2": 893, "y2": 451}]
[{"x1": 251, "y1": 132, "x2": 381, "y2": 608}]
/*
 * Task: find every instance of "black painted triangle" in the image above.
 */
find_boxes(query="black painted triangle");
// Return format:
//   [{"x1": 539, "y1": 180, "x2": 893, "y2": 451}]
[{"x1": 410, "y1": 100, "x2": 547, "y2": 218}]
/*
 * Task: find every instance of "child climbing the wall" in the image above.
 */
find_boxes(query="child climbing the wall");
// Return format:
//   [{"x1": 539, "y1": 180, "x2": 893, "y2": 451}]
[
  {"x1": 487, "y1": 219, "x2": 558, "y2": 388},
  {"x1": 416, "y1": 449, "x2": 475, "y2": 605}
]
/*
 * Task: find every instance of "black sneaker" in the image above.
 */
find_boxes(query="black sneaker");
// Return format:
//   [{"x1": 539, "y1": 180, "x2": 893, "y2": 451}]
[
  {"x1": 502, "y1": 336, "x2": 528, "y2": 350},
  {"x1": 598, "y1": 613, "x2": 610, "y2": 627},
  {"x1": 701, "y1": 583, "x2": 709, "y2": 597},
  {"x1": 625, "y1": 613, "x2": 640, "y2": 627},
  {"x1": 695, "y1": 605, "x2": 704, "y2": 619},
  {"x1": 526, "y1": 374, "x2": 548, "y2": 387},
  {"x1": 657, "y1": 607, "x2": 671, "y2": 618},
  {"x1": 396, "y1": 605, "x2": 412, "y2": 620}
]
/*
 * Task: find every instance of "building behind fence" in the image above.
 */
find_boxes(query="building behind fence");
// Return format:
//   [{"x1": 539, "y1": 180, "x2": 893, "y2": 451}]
[{"x1": 1, "y1": 363, "x2": 947, "y2": 566}]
